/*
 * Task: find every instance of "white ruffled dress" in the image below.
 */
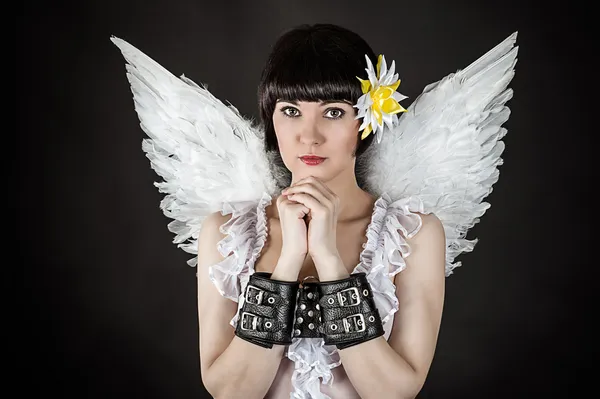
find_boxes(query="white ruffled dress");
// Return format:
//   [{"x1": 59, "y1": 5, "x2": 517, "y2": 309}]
[{"x1": 208, "y1": 191, "x2": 426, "y2": 399}]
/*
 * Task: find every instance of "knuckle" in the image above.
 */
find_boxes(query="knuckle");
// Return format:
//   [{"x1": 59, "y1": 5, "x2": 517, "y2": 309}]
[{"x1": 334, "y1": 196, "x2": 340, "y2": 207}]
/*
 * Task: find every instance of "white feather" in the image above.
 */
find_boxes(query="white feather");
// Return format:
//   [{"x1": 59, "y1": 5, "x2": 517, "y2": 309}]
[
  {"x1": 364, "y1": 32, "x2": 519, "y2": 276},
  {"x1": 111, "y1": 37, "x2": 277, "y2": 265}
]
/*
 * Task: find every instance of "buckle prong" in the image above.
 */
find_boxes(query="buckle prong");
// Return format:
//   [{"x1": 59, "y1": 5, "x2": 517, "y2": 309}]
[
  {"x1": 342, "y1": 314, "x2": 366, "y2": 333},
  {"x1": 337, "y1": 287, "x2": 361, "y2": 306},
  {"x1": 245, "y1": 285, "x2": 264, "y2": 305},
  {"x1": 240, "y1": 312, "x2": 259, "y2": 331}
]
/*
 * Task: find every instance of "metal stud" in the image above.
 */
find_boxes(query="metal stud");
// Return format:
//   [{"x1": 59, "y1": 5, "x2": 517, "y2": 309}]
[
  {"x1": 308, "y1": 310, "x2": 314, "y2": 317},
  {"x1": 294, "y1": 329, "x2": 301, "y2": 336},
  {"x1": 308, "y1": 323, "x2": 314, "y2": 330},
  {"x1": 300, "y1": 304, "x2": 306, "y2": 310},
  {"x1": 316, "y1": 304, "x2": 320, "y2": 310},
  {"x1": 297, "y1": 317, "x2": 303, "y2": 324},
  {"x1": 307, "y1": 292, "x2": 314, "y2": 299}
]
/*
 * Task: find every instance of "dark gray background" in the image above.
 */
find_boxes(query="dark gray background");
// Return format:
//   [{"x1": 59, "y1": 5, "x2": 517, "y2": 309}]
[{"x1": 18, "y1": 0, "x2": 592, "y2": 397}]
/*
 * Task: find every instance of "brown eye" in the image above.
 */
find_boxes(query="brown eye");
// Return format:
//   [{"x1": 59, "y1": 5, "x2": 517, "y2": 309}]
[
  {"x1": 282, "y1": 107, "x2": 300, "y2": 118},
  {"x1": 324, "y1": 108, "x2": 345, "y2": 119}
]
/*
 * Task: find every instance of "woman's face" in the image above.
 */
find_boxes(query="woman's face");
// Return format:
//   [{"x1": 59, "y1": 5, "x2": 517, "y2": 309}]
[{"x1": 272, "y1": 100, "x2": 360, "y2": 182}]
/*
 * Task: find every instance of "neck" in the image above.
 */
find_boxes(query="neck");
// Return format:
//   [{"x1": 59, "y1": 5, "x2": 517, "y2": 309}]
[{"x1": 292, "y1": 164, "x2": 375, "y2": 223}]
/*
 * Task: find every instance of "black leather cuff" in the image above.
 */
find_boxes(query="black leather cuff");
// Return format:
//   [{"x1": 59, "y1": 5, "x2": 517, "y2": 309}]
[
  {"x1": 234, "y1": 272, "x2": 299, "y2": 349},
  {"x1": 317, "y1": 273, "x2": 384, "y2": 349},
  {"x1": 292, "y1": 280, "x2": 321, "y2": 338}
]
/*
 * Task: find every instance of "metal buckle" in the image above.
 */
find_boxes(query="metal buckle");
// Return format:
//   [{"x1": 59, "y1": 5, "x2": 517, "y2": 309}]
[
  {"x1": 245, "y1": 285, "x2": 264, "y2": 305},
  {"x1": 342, "y1": 314, "x2": 366, "y2": 333},
  {"x1": 336, "y1": 287, "x2": 361, "y2": 307},
  {"x1": 240, "y1": 312, "x2": 259, "y2": 331}
]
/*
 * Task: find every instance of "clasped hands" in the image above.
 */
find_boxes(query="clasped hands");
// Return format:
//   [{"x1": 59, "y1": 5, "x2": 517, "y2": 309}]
[{"x1": 280, "y1": 176, "x2": 348, "y2": 280}]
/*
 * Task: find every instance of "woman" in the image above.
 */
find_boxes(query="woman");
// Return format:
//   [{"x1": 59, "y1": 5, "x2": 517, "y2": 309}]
[
  {"x1": 112, "y1": 22, "x2": 516, "y2": 399},
  {"x1": 196, "y1": 24, "x2": 446, "y2": 399}
]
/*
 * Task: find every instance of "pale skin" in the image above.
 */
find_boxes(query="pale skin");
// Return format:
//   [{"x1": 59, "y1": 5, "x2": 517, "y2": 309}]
[{"x1": 197, "y1": 100, "x2": 446, "y2": 398}]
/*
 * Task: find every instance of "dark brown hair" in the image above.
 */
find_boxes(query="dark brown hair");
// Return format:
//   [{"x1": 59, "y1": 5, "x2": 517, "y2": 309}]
[{"x1": 257, "y1": 24, "x2": 378, "y2": 187}]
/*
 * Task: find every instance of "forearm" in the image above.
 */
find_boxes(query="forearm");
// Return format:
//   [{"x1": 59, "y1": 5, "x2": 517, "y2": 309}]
[
  {"x1": 204, "y1": 258, "x2": 300, "y2": 398},
  {"x1": 203, "y1": 335, "x2": 284, "y2": 399},
  {"x1": 339, "y1": 337, "x2": 422, "y2": 399},
  {"x1": 317, "y1": 257, "x2": 422, "y2": 398}
]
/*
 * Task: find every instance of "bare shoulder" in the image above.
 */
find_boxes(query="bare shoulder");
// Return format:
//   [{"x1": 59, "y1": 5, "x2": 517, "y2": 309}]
[
  {"x1": 400, "y1": 212, "x2": 446, "y2": 277},
  {"x1": 411, "y1": 212, "x2": 445, "y2": 243},
  {"x1": 200, "y1": 211, "x2": 232, "y2": 237},
  {"x1": 197, "y1": 211, "x2": 233, "y2": 257}
]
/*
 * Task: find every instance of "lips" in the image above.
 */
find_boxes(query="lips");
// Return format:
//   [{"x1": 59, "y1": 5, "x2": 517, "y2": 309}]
[{"x1": 300, "y1": 156, "x2": 326, "y2": 166}]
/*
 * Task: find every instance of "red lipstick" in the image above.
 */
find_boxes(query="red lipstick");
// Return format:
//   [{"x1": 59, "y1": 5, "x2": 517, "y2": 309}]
[{"x1": 300, "y1": 155, "x2": 326, "y2": 166}]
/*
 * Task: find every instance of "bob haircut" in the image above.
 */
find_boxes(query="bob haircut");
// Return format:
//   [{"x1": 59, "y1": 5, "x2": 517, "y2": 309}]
[{"x1": 258, "y1": 24, "x2": 378, "y2": 167}]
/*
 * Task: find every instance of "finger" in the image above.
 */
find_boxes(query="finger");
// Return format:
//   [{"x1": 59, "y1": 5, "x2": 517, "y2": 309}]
[
  {"x1": 289, "y1": 203, "x2": 310, "y2": 219},
  {"x1": 286, "y1": 193, "x2": 325, "y2": 213},
  {"x1": 306, "y1": 176, "x2": 336, "y2": 198},
  {"x1": 279, "y1": 195, "x2": 310, "y2": 218},
  {"x1": 276, "y1": 194, "x2": 288, "y2": 206},
  {"x1": 292, "y1": 176, "x2": 336, "y2": 200},
  {"x1": 284, "y1": 183, "x2": 334, "y2": 209},
  {"x1": 287, "y1": 176, "x2": 332, "y2": 200}
]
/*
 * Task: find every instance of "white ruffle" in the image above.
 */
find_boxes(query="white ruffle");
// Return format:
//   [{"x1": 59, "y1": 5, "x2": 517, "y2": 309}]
[
  {"x1": 287, "y1": 338, "x2": 341, "y2": 399},
  {"x1": 354, "y1": 193, "x2": 426, "y2": 325},
  {"x1": 208, "y1": 191, "x2": 426, "y2": 398},
  {"x1": 207, "y1": 192, "x2": 272, "y2": 327}
]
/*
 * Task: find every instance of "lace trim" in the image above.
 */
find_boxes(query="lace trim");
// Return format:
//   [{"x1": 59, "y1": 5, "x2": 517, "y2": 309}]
[
  {"x1": 207, "y1": 192, "x2": 272, "y2": 327},
  {"x1": 354, "y1": 192, "x2": 425, "y2": 325}
]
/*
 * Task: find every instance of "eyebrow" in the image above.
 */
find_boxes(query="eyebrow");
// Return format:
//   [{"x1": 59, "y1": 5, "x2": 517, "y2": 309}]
[{"x1": 277, "y1": 99, "x2": 353, "y2": 106}]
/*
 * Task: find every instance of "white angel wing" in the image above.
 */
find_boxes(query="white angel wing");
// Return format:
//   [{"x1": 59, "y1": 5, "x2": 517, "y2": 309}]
[
  {"x1": 111, "y1": 37, "x2": 277, "y2": 265},
  {"x1": 364, "y1": 32, "x2": 519, "y2": 276}
]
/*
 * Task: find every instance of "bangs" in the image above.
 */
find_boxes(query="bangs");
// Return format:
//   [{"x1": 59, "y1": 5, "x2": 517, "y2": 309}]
[
  {"x1": 262, "y1": 48, "x2": 364, "y2": 106},
  {"x1": 258, "y1": 26, "x2": 376, "y2": 121}
]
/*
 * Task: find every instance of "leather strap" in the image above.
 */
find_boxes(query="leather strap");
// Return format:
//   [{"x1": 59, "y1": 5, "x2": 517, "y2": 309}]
[
  {"x1": 293, "y1": 281, "x2": 321, "y2": 338},
  {"x1": 317, "y1": 273, "x2": 385, "y2": 349},
  {"x1": 234, "y1": 272, "x2": 384, "y2": 349},
  {"x1": 234, "y1": 272, "x2": 299, "y2": 348}
]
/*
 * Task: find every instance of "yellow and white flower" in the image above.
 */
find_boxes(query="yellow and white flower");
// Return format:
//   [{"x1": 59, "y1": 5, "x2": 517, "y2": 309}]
[{"x1": 355, "y1": 54, "x2": 408, "y2": 143}]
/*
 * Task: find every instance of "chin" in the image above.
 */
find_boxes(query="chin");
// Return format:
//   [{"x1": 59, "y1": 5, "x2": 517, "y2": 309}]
[{"x1": 291, "y1": 161, "x2": 341, "y2": 182}]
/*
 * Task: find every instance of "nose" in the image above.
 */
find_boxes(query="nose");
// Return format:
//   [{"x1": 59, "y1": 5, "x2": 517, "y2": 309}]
[{"x1": 298, "y1": 119, "x2": 324, "y2": 146}]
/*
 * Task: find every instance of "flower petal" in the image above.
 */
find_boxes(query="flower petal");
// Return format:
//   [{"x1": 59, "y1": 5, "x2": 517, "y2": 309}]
[
  {"x1": 361, "y1": 124, "x2": 373, "y2": 140},
  {"x1": 379, "y1": 54, "x2": 388, "y2": 80},
  {"x1": 393, "y1": 91, "x2": 408, "y2": 102},
  {"x1": 357, "y1": 77, "x2": 371, "y2": 94},
  {"x1": 382, "y1": 98, "x2": 402, "y2": 114},
  {"x1": 365, "y1": 55, "x2": 378, "y2": 87}
]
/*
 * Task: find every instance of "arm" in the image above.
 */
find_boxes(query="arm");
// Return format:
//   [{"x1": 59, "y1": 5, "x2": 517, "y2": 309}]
[
  {"x1": 336, "y1": 213, "x2": 447, "y2": 399},
  {"x1": 197, "y1": 212, "x2": 294, "y2": 399}
]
